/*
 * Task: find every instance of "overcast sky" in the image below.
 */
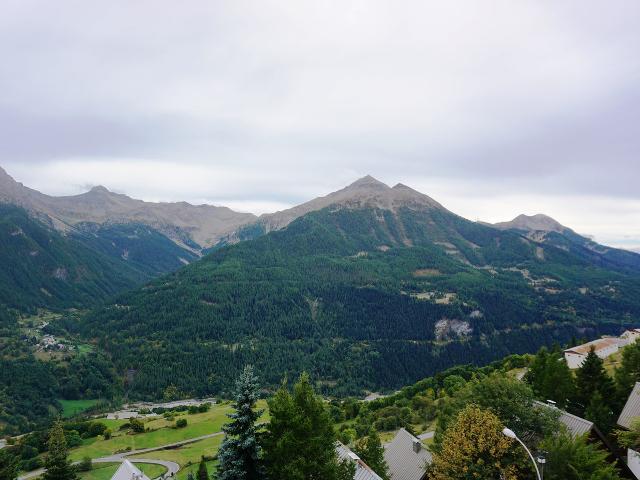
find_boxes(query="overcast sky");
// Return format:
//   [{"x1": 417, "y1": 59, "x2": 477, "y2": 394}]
[{"x1": 1, "y1": 1, "x2": 639, "y2": 250}]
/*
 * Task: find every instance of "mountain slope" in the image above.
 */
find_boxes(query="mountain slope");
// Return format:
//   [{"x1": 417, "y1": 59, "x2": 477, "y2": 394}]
[
  {"x1": 80, "y1": 179, "x2": 640, "y2": 399},
  {"x1": 0, "y1": 166, "x2": 256, "y2": 251},
  {"x1": 0, "y1": 204, "x2": 147, "y2": 310},
  {"x1": 494, "y1": 213, "x2": 640, "y2": 272}
]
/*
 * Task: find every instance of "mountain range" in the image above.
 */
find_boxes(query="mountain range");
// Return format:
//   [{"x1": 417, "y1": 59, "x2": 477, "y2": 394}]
[{"x1": 2, "y1": 166, "x2": 640, "y2": 416}]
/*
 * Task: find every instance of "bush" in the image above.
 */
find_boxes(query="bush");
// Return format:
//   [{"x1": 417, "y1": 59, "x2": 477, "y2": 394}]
[
  {"x1": 78, "y1": 457, "x2": 92, "y2": 471},
  {"x1": 130, "y1": 418, "x2": 145, "y2": 433},
  {"x1": 88, "y1": 422, "x2": 107, "y2": 437},
  {"x1": 176, "y1": 418, "x2": 188, "y2": 428},
  {"x1": 103, "y1": 428, "x2": 112, "y2": 440},
  {"x1": 65, "y1": 430, "x2": 83, "y2": 448}
]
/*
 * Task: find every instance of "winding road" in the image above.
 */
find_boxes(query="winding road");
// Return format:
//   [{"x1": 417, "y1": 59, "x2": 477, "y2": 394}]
[{"x1": 17, "y1": 431, "x2": 224, "y2": 480}]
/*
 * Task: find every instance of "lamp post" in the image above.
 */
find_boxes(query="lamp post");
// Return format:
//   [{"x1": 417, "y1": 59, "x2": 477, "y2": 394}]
[{"x1": 502, "y1": 427, "x2": 542, "y2": 480}]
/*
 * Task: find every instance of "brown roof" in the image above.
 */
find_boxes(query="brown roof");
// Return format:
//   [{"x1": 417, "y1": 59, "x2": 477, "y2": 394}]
[{"x1": 564, "y1": 337, "x2": 619, "y2": 355}]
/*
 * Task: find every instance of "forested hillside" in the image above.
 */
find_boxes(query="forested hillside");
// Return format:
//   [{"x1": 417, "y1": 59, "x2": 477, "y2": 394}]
[
  {"x1": 0, "y1": 204, "x2": 147, "y2": 310},
  {"x1": 80, "y1": 203, "x2": 640, "y2": 399}
]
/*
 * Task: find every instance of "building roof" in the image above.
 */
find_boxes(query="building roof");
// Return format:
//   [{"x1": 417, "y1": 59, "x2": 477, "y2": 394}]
[
  {"x1": 533, "y1": 401, "x2": 594, "y2": 437},
  {"x1": 564, "y1": 337, "x2": 619, "y2": 355},
  {"x1": 111, "y1": 460, "x2": 150, "y2": 480},
  {"x1": 383, "y1": 428, "x2": 432, "y2": 480},
  {"x1": 618, "y1": 382, "x2": 640, "y2": 429},
  {"x1": 336, "y1": 442, "x2": 383, "y2": 480}
]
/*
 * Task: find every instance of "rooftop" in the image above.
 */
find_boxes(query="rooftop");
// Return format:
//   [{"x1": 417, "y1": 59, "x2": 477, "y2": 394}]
[
  {"x1": 383, "y1": 428, "x2": 432, "y2": 480},
  {"x1": 110, "y1": 460, "x2": 150, "y2": 480},
  {"x1": 564, "y1": 337, "x2": 619, "y2": 355},
  {"x1": 533, "y1": 400, "x2": 594, "y2": 437},
  {"x1": 618, "y1": 382, "x2": 640, "y2": 429},
  {"x1": 336, "y1": 442, "x2": 383, "y2": 480}
]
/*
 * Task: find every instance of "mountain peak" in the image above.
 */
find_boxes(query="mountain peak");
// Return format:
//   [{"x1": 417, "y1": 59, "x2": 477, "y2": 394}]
[
  {"x1": 88, "y1": 185, "x2": 111, "y2": 194},
  {"x1": 494, "y1": 213, "x2": 569, "y2": 233},
  {"x1": 347, "y1": 175, "x2": 389, "y2": 190}
]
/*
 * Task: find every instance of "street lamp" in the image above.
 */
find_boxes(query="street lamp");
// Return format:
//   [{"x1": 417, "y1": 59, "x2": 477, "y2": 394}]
[{"x1": 502, "y1": 427, "x2": 542, "y2": 480}]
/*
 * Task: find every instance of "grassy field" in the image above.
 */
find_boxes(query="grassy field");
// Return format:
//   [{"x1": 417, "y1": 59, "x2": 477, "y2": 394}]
[
  {"x1": 131, "y1": 436, "x2": 223, "y2": 479},
  {"x1": 69, "y1": 400, "x2": 268, "y2": 462},
  {"x1": 60, "y1": 399, "x2": 102, "y2": 418},
  {"x1": 78, "y1": 462, "x2": 166, "y2": 480}
]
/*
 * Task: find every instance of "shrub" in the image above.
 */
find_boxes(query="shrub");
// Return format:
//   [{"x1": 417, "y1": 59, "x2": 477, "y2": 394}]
[
  {"x1": 78, "y1": 457, "x2": 93, "y2": 471},
  {"x1": 103, "y1": 428, "x2": 112, "y2": 440},
  {"x1": 176, "y1": 418, "x2": 188, "y2": 428},
  {"x1": 130, "y1": 418, "x2": 145, "y2": 433}
]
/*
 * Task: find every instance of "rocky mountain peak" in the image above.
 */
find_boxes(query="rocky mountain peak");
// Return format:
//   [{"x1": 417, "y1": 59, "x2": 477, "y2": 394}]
[{"x1": 494, "y1": 213, "x2": 568, "y2": 233}]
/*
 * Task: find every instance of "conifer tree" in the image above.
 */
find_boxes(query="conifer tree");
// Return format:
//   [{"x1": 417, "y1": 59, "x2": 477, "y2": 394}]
[
  {"x1": 197, "y1": 457, "x2": 209, "y2": 480},
  {"x1": 541, "y1": 430, "x2": 621, "y2": 479},
  {"x1": 614, "y1": 340, "x2": 640, "y2": 407},
  {"x1": 217, "y1": 365, "x2": 264, "y2": 480},
  {"x1": 526, "y1": 347, "x2": 575, "y2": 408},
  {"x1": 355, "y1": 430, "x2": 390, "y2": 480},
  {"x1": 262, "y1": 372, "x2": 344, "y2": 480},
  {"x1": 573, "y1": 347, "x2": 615, "y2": 416},
  {"x1": 43, "y1": 420, "x2": 78, "y2": 480},
  {"x1": 585, "y1": 391, "x2": 615, "y2": 434}
]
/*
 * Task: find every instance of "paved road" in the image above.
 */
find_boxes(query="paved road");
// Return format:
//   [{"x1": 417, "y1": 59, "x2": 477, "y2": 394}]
[
  {"x1": 417, "y1": 431, "x2": 435, "y2": 440},
  {"x1": 17, "y1": 431, "x2": 224, "y2": 480}
]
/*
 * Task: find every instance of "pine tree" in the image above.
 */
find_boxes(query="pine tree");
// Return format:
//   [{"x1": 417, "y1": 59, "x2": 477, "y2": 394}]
[
  {"x1": 355, "y1": 431, "x2": 390, "y2": 480},
  {"x1": 585, "y1": 391, "x2": 615, "y2": 434},
  {"x1": 262, "y1": 372, "x2": 343, "y2": 480},
  {"x1": 217, "y1": 365, "x2": 264, "y2": 480},
  {"x1": 526, "y1": 347, "x2": 575, "y2": 408},
  {"x1": 541, "y1": 430, "x2": 621, "y2": 479},
  {"x1": 573, "y1": 347, "x2": 615, "y2": 415},
  {"x1": 614, "y1": 341, "x2": 640, "y2": 407},
  {"x1": 187, "y1": 473, "x2": 195, "y2": 480},
  {"x1": 43, "y1": 420, "x2": 79, "y2": 480},
  {"x1": 197, "y1": 457, "x2": 209, "y2": 480}
]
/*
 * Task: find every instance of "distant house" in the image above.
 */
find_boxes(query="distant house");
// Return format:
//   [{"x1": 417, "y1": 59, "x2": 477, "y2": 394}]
[
  {"x1": 336, "y1": 442, "x2": 383, "y2": 480},
  {"x1": 383, "y1": 428, "x2": 432, "y2": 480},
  {"x1": 110, "y1": 460, "x2": 150, "y2": 480},
  {"x1": 564, "y1": 337, "x2": 620, "y2": 369}
]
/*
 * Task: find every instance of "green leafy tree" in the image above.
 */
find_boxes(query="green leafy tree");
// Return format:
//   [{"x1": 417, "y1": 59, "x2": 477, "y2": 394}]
[
  {"x1": 43, "y1": 420, "x2": 78, "y2": 480},
  {"x1": 0, "y1": 449, "x2": 19, "y2": 480},
  {"x1": 197, "y1": 457, "x2": 209, "y2": 480},
  {"x1": 540, "y1": 430, "x2": 621, "y2": 479},
  {"x1": 525, "y1": 347, "x2": 575, "y2": 409},
  {"x1": 427, "y1": 404, "x2": 528, "y2": 480},
  {"x1": 217, "y1": 365, "x2": 265, "y2": 480},
  {"x1": 436, "y1": 373, "x2": 559, "y2": 447},
  {"x1": 262, "y1": 372, "x2": 345, "y2": 480},
  {"x1": 354, "y1": 430, "x2": 390, "y2": 480},
  {"x1": 573, "y1": 347, "x2": 615, "y2": 416}
]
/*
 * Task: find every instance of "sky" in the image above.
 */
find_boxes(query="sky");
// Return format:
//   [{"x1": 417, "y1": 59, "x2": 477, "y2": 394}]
[{"x1": 1, "y1": 1, "x2": 639, "y2": 250}]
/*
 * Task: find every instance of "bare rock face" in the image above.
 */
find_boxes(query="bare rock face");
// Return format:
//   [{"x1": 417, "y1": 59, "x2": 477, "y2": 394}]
[
  {"x1": 493, "y1": 213, "x2": 569, "y2": 233},
  {"x1": 258, "y1": 175, "x2": 447, "y2": 232},
  {"x1": 0, "y1": 166, "x2": 256, "y2": 250}
]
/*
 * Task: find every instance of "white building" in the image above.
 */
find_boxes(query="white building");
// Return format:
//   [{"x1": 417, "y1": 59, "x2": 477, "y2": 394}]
[{"x1": 564, "y1": 337, "x2": 620, "y2": 369}]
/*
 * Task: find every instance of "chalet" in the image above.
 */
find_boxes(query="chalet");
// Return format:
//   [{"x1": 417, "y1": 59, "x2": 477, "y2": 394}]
[
  {"x1": 618, "y1": 382, "x2": 640, "y2": 479},
  {"x1": 564, "y1": 337, "x2": 620, "y2": 369},
  {"x1": 337, "y1": 442, "x2": 383, "y2": 480},
  {"x1": 110, "y1": 460, "x2": 150, "y2": 480},
  {"x1": 383, "y1": 428, "x2": 432, "y2": 480}
]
